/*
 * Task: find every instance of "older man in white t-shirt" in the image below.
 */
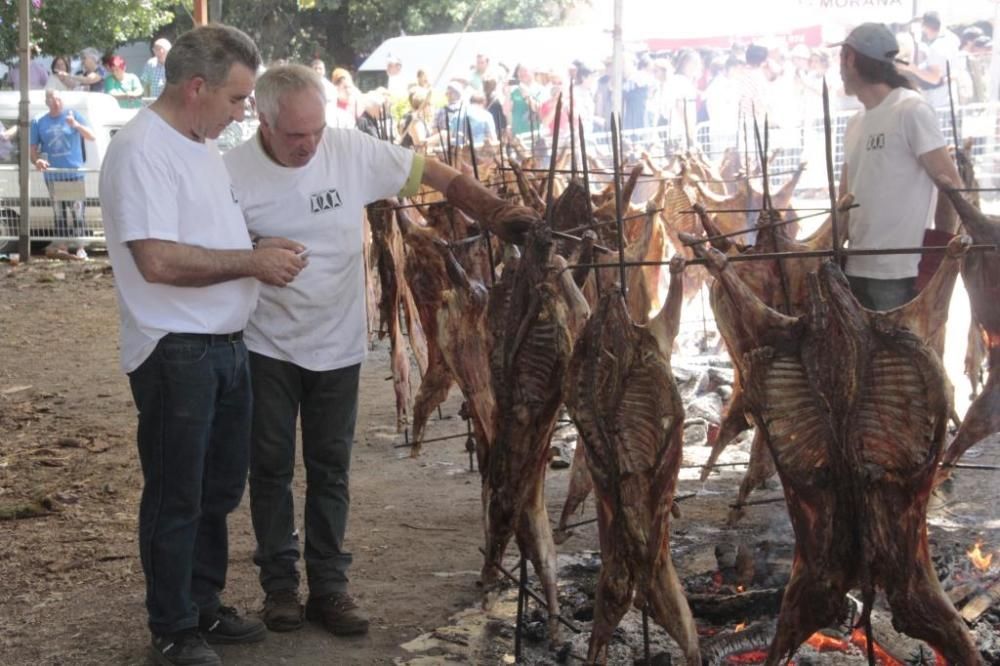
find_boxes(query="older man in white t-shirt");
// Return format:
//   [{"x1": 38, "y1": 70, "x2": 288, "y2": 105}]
[
  {"x1": 100, "y1": 26, "x2": 307, "y2": 666},
  {"x1": 223, "y1": 64, "x2": 537, "y2": 637},
  {"x1": 837, "y1": 22, "x2": 962, "y2": 310}
]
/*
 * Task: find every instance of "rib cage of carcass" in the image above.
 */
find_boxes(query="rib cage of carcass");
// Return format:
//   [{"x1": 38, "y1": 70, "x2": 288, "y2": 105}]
[
  {"x1": 480, "y1": 225, "x2": 590, "y2": 638},
  {"x1": 563, "y1": 258, "x2": 700, "y2": 665},
  {"x1": 694, "y1": 237, "x2": 982, "y2": 666}
]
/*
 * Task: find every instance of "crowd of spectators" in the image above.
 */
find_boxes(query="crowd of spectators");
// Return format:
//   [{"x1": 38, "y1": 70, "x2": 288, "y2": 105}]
[
  {"x1": 1, "y1": 10, "x2": 994, "y2": 153},
  {"x1": 3, "y1": 38, "x2": 173, "y2": 106}
]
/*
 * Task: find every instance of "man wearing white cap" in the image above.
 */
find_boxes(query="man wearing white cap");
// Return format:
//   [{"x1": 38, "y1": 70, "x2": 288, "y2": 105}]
[{"x1": 836, "y1": 22, "x2": 962, "y2": 310}]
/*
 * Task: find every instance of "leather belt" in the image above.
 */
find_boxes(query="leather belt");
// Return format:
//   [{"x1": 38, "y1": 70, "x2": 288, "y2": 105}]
[{"x1": 166, "y1": 331, "x2": 244, "y2": 344}]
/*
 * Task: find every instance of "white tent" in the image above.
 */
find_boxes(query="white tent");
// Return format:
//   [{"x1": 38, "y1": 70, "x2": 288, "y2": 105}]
[{"x1": 358, "y1": 25, "x2": 610, "y2": 90}]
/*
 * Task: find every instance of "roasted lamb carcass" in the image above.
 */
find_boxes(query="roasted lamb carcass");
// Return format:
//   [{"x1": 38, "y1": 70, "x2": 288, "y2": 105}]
[
  {"x1": 368, "y1": 202, "x2": 419, "y2": 431},
  {"x1": 696, "y1": 238, "x2": 980, "y2": 666},
  {"x1": 481, "y1": 226, "x2": 590, "y2": 638},
  {"x1": 689, "y1": 200, "x2": 855, "y2": 515},
  {"x1": 938, "y1": 189, "x2": 1000, "y2": 474},
  {"x1": 564, "y1": 258, "x2": 700, "y2": 665}
]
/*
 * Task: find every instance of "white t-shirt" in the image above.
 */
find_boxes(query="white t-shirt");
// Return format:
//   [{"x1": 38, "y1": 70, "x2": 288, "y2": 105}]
[
  {"x1": 843, "y1": 87, "x2": 946, "y2": 280},
  {"x1": 224, "y1": 128, "x2": 416, "y2": 371},
  {"x1": 100, "y1": 108, "x2": 259, "y2": 373}
]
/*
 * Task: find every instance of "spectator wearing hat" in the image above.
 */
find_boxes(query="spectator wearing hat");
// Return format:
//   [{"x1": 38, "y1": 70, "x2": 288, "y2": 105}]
[
  {"x1": 836, "y1": 22, "x2": 962, "y2": 310},
  {"x1": 386, "y1": 54, "x2": 407, "y2": 100},
  {"x1": 900, "y1": 11, "x2": 960, "y2": 108},
  {"x1": 960, "y1": 27, "x2": 989, "y2": 103},
  {"x1": 105, "y1": 55, "x2": 144, "y2": 109},
  {"x1": 433, "y1": 80, "x2": 466, "y2": 142}
]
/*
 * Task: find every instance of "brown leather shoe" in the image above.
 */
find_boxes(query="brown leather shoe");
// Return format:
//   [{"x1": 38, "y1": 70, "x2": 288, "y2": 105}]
[
  {"x1": 261, "y1": 589, "x2": 304, "y2": 632},
  {"x1": 305, "y1": 592, "x2": 370, "y2": 635}
]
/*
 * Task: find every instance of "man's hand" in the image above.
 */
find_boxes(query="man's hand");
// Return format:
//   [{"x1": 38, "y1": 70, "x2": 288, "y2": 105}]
[
  {"x1": 256, "y1": 236, "x2": 305, "y2": 253},
  {"x1": 252, "y1": 247, "x2": 307, "y2": 287},
  {"x1": 33, "y1": 157, "x2": 49, "y2": 171},
  {"x1": 65, "y1": 111, "x2": 79, "y2": 131},
  {"x1": 443, "y1": 172, "x2": 539, "y2": 244}
]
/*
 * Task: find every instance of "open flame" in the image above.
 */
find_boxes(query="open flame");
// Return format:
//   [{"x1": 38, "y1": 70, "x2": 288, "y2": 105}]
[
  {"x1": 805, "y1": 631, "x2": 850, "y2": 652},
  {"x1": 734, "y1": 621, "x2": 747, "y2": 632},
  {"x1": 967, "y1": 540, "x2": 994, "y2": 572}
]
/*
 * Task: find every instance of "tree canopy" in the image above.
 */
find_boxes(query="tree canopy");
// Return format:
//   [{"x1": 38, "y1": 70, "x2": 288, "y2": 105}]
[
  {"x1": 217, "y1": 0, "x2": 572, "y2": 69},
  {"x1": 0, "y1": 0, "x2": 175, "y2": 60},
  {"x1": 1, "y1": 0, "x2": 570, "y2": 72}
]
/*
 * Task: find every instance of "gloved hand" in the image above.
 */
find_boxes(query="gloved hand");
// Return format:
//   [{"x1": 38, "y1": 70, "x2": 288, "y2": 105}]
[{"x1": 445, "y1": 174, "x2": 539, "y2": 244}]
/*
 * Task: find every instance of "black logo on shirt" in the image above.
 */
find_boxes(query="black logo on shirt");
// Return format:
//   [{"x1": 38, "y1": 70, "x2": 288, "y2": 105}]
[
  {"x1": 866, "y1": 133, "x2": 886, "y2": 151},
  {"x1": 310, "y1": 188, "x2": 342, "y2": 213},
  {"x1": 230, "y1": 186, "x2": 238, "y2": 204}
]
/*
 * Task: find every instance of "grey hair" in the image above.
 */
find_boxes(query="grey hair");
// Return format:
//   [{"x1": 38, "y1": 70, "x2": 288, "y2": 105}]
[
  {"x1": 164, "y1": 24, "x2": 261, "y2": 87},
  {"x1": 254, "y1": 64, "x2": 327, "y2": 125},
  {"x1": 80, "y1": 47, "x2": 101, "y2": 62}
]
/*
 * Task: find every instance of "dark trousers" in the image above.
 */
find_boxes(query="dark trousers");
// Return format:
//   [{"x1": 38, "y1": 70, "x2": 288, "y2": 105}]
[
  {"x1": 847, "y1": 275, "x2": 917, "y2": 311},
  {"x1": 248, "y1": 353, "x2": 360, "y2": 597},
  {"x1": 128, "y1": 334, "x2": 252, "y2": 635}
]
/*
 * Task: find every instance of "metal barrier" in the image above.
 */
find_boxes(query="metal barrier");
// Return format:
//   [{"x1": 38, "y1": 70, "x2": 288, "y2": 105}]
[
  {"x1": 0, "y1": 166, "x2": 103, "y2": 248},
  {"x1": 523, "y1": 101, "x2": 1000, "y2": 202}
]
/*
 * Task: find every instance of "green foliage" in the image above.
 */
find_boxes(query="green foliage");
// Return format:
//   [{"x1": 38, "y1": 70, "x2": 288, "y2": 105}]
[
  {"x1": 0, "y1": 0, "x2": 175, "y2": 60},
  {"x1": 217, "y1": 0, "x2": 571, "y2": 70}
]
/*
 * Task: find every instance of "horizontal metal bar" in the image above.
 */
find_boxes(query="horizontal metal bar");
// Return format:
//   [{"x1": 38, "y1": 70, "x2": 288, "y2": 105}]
[
  {"x1": 566, "y1": 243, "x2": 997, "y2": 269},
  {"x1": 393, "y1": 431, "x2": 470, "y2": 449},
  {"x1": 682, "y1": 209, "x2": 840, "y2": 246},
  {"x1": 729, "y1": 496, "x2": 785, "y2": 509},
  {"x1": 556, "y1": 493, "x2": 697, "y2": 532}
]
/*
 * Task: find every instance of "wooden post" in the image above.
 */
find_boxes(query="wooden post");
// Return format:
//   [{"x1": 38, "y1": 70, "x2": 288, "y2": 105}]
[
  {"x1": 193, "y1": 0, "x2": 209, "y2": 26},
  {"x1": 17, "y1": 0, "x2": 30, "y2": 261}
]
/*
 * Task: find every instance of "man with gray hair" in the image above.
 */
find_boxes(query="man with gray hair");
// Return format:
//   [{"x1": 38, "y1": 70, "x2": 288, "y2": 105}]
[
  {"x1": 101, "y1": 25, "x2": 307, "y2": 666},
  {"x1": 224, "y1": 63, "x2": 537, "y2": 637},
  {"x1": 141, "y1": 37, "x2": 172, "y2": 99}
]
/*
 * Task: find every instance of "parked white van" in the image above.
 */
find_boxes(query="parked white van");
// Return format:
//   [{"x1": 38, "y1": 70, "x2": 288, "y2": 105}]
[{"x1": 0, "y1": 90, "x2": 137, "y2": 250}]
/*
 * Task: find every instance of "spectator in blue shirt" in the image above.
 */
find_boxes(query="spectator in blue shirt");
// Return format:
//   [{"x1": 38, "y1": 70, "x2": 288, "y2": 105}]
[{"x1": 29, "y1": 89, "x2": 95, "y2": 253}]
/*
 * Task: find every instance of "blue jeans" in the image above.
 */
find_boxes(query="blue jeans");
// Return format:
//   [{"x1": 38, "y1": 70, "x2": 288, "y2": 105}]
[
  {"x1": 248, "y1": 353, "x2": 359, "y2": 597},
  {"x1": 127, "y1": 333, "x2": 252, "y2": 635},
  {"x1": 847, "y1": 275, "x2": 917, "y2": 311}
]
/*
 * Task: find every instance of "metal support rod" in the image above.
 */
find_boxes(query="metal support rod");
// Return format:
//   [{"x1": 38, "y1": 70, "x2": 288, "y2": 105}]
[
  {"x1": 466, "y1": 116, "x2": 497, "y2": 287},
  {"x1": 947, "y1": 60, "x2": 961, "y2": 155},
  {"x1": 822, "y1": 79, "x2": 841, "y2": 263},
  {"x1": 610, "y1": 113, "x2": 628, "y2": 296},
  {"x1": 477, "y1": 548, "x2": 582, "y2": 634},
  {"x1": 17, "y1": 0, "x2": 30, "y2": 261},
  {"x1": 545, "y1": 94, "x2": 564, "y2": 217},
  {"x1": 580, "y1": 117, "x2": 602, "y2": 293},
  {"x1": 444, "y1": 107, "x2": 452, "y2": 167},
  {"x1": 569, "y1": 79, "x2": 577, "y2": 178},
  {"x1": 465, "y1": 415, "x2": 475, "y2": 473},
  {"x1": 495, "y1": 165, "x2": 806, "y2": 180},
  {"x1": 515, "y1": 556, "x2": 526, "y2": 662},
  {"x1": 642, "y1": 606, "x2": 652, "y2": 665}
]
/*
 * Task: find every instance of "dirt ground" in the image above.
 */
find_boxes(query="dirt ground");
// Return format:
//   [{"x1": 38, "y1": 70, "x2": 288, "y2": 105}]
[
  {"x1": 1, "y1": 255, "x2": 998, "y2": 665},
  {"x1": 0, "y1": 256, "x2": 502, "y2": 665}
]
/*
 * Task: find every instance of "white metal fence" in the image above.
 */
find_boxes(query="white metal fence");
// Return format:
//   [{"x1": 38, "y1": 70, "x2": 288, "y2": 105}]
[
  {"x1": 583, "y1": 102, "x2": 1000, "y2": 200},
  {"x1": 2, "y1": 102, "x2": 999, "y2": 251}
]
